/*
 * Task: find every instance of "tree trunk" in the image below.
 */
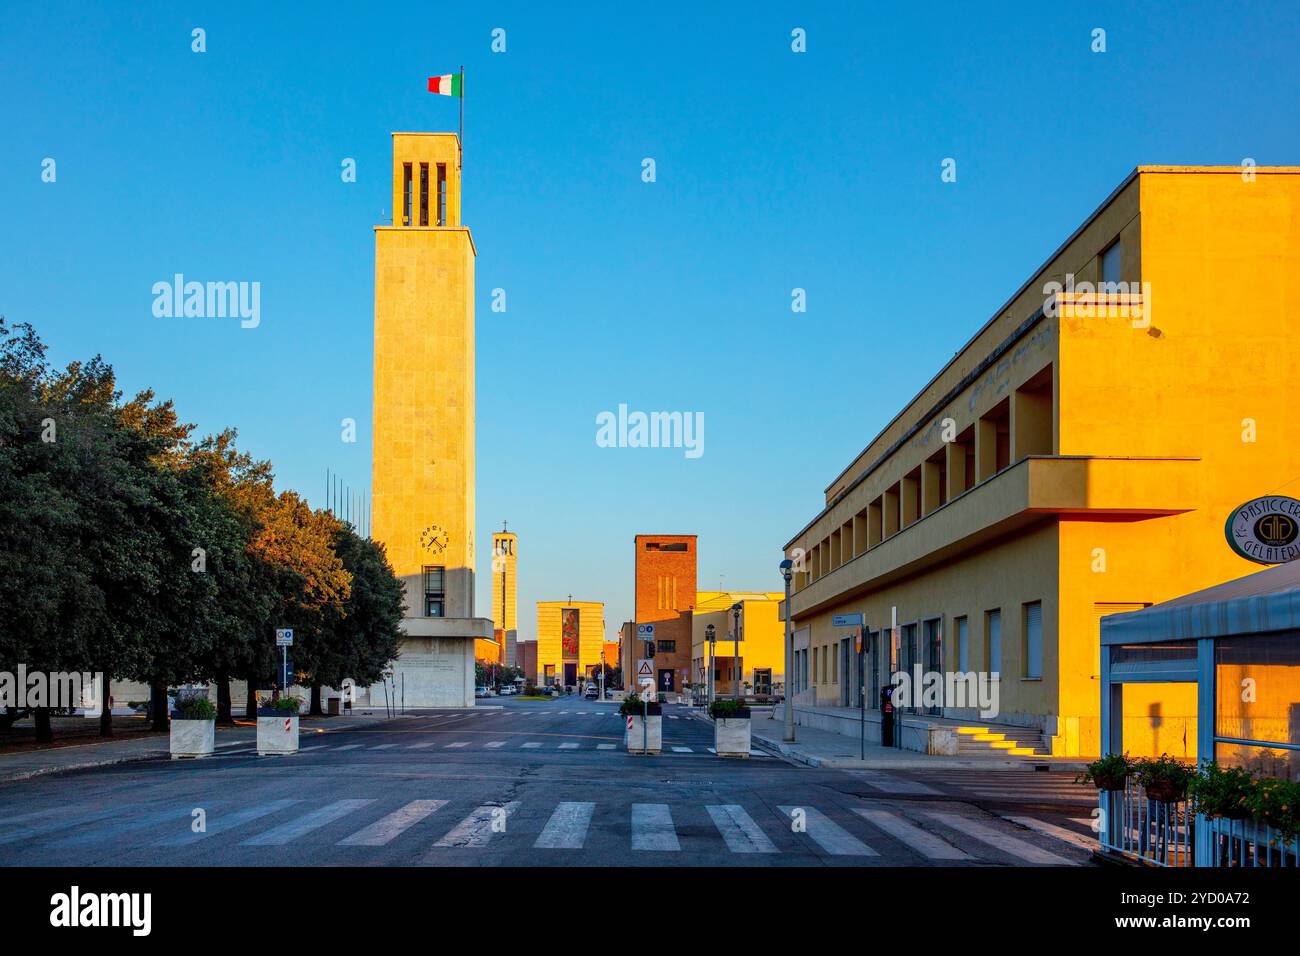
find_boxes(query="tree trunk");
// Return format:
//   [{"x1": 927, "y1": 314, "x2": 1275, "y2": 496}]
[
  {"x1": 99, "y1": 677, "x2": 113, "y2": 737},
  {"x1": 244, "y1": 671, "x2": 258, "y2": 719},
  {"x1": 34, "y1": 706, "x2": 53, "y2": 743},
  {"x1": 149, "y1": 678, "x2": 168, "y2": 731},
  {"x1": 215, "y1": 669, "x2": 234, "y2": 724},
  {"x1": 310, "y1": 683, "x2": 323, "y2": 716}
]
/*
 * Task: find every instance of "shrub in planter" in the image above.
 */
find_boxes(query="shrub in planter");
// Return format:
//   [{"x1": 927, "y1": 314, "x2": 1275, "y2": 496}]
[
  {"x1": 1188, "y1": 761, "x2": 1255, "y2": 821},
  {"x1": 619, "y1": 693, "x2": 661, "y2": 717},
  {"x1": 1135, "y1": 754, "x2": 1193, "y2": 804},
  {"x1": 1244, "y1": 777, "x2": 1300, "y2": 836},
  {"x1": 257, "y1": 696, "x2": 303, "y2": 717},
  {"x1": 173, "y1": 696, "x2": 217, "y2": 721},
  {"x1": 1075, "y1": 752, "x2": 1132, "y2": 791},
  {"x1": 169, "y1": 695, "x2": 216, "y2": 758},
  {"x1": 708, "y1": 699, "x2": 751, "y2": 720}
]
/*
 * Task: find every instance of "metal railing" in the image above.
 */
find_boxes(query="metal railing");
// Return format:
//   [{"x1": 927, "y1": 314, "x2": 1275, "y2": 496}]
[
  {"x1": 1102, "y1": 780, "x2": 1299, "y2": 866},
  {"x1": 1100, "y1": 780, "x2": 1195, "y2": 866},
  {"x1": 1201, "y1": 815, "x2": 1299, "y2": 867}
]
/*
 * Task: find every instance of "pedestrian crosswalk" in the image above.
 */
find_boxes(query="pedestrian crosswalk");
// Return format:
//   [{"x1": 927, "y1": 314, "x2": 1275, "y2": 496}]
[
  {"x1": 0, "y1": 793, "x2": 1094, "y2": 865},
  {"x1": 213, "y1": 738, "x2": 746, "y2": 757},
  {"x1": 863, "y1": 770, "x2": 1095, "y2": 805}
]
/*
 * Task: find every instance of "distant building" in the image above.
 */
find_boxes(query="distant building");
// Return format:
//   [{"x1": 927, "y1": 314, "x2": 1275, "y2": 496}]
[
  {"x1": 691, "y1": 591, "x2": 786, "y2": 700},
  {"x1": 491, "y1": 527, "x2": 518, "y2": 666},
  {"x1": 534, "y1": 601, "x2": 605, "y2": 688},
  {"x1": 623, "y1": 534, "x2": 697, "y2": 696}
]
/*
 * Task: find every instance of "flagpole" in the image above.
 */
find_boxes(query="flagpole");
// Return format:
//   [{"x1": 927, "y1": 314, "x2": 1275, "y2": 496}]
[{"x1": 458, "y1": 64, "x2": 464, "y2": 171}]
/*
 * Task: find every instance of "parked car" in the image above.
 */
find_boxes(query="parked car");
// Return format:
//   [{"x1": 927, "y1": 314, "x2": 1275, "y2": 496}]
[
  {"x1": 498, "y1": 684, "x2": 515, "y2": 696},
  {"x1": 605, "y1": 688, "x2": 615, "y2": 699},
  {"x1": 583, "y1": 684, "x2": 598, "y2": 700},
  {"x1": 474, "y1": 686, "x2": 491, "y2": 699}
]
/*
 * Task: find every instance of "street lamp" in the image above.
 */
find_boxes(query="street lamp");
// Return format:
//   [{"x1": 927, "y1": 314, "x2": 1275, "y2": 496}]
[
  {"x1": 731, "y1": 602, "x2": 743, "y2": 701},
  {"x1": 780, "y1": 558, "x2": 795, "y2": 742},
  {"x1": 705, "y1": 623, "x2": 716, "y2": 707}
]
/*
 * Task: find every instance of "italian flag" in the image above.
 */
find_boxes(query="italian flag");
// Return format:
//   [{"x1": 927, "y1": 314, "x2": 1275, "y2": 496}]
[{"x1": 427, "y1": 73, "x2": 462, "y2": 97}]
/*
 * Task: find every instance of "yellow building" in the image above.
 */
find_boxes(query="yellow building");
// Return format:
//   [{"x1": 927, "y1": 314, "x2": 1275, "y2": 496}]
[
  {"x1": 783, "y1": 166, "x2": 1300, "y2": 758},
  {"x1": 534, "y1": 601, "x2": 605, "y2": 688},
  {"x1": 690, "y1": 591, "x2": 786, "y2": 700},
  {"x1": 491, "y1": 527, "x2": 519, "y2": 665},
  {"x1": 369, "y1": 132, "x2": 493, "y2": 707}
]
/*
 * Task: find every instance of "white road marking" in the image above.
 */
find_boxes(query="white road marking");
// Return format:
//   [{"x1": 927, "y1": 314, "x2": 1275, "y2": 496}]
[
  {"x1": 370, "y1": 744, "x2": 398, "y2": 750},
  {"x1": 407, "y1": 742, "x2": 436, "y2": 749},
  {"x1": 778, "y1": 806, "x2": 877, "y2": 857},
  {"x1": 334, "y1": 743, "x2": 363, "y2": 751},
  {"x1": 338, "y1": 800, "x2": 447, "y2": 846},
  {"x1": 433, "y1": 802, "x2": 519, "y2": 848},
  {"x1": 242, "y1": 799, "x2": 376, "y2": 846},
  {"x1": 596, "y1": 744, "x2": 615, "y2": 750},
  {"x1": 534, "y1": 802, "x2": 595, "y2": 849},
  {"x1": 558, "y1": 742, "x2": 580, "y2": 749},
  {"x1": 925, "y1": 811, "x2": 1077, "y2": 865},
  {"x1": 159, "y1": 799, "x2": 301, "y2": 846},
  {"x1": 522, "y1": 742, "x2": 542, "y2": 748},
  {"x1": 671, "y1": 746, "x2": 693, "y2": 753},
  {"x1": 852, "y1": 809, "x2": 970, "y2": 860},
  {"x1": 1004, "y1": 815, "x2": 1100, "y2": 852},
  {"x1": 484, "y1": 741, "x2": 506, "y2": 749},
  {"x1": 445, "y1": 742, "x2": 470, "y2": 748},
  {"x1": 631, "y1": 804, "x2": 680, "y2": 852},
  {"x1": 850, "y1": 771, "x2": 940, "y2": 795},
  {"x1": 707, "y1": 805, "x2": 777, "y2": 854}
]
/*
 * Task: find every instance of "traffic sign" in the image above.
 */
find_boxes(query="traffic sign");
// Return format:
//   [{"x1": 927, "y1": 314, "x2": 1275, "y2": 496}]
[
  {"x1": 636, "y1": 623, "x2": 655, "y2": 638},
  {"x1": 275, "y1": 628, "x2": 294, "y2": 647},
  {"x1": 832, "y1": 614, "x2": 863, "y2": 627},
  {"x1": 636, "y1": 660, "x2": 653, "y2": 680}
]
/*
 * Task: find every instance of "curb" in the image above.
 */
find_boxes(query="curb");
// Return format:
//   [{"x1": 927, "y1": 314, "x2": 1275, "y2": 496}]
[{"x1": 0, "y1": 749, "x2": 167, "y2": 784}]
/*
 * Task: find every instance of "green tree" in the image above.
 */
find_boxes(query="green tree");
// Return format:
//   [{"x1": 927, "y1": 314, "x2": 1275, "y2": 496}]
[{"x1": 305, "y1": 525, "x2": 404, "y2": 714}]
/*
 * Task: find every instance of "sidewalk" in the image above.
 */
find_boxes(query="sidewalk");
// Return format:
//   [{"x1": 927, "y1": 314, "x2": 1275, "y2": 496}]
[
  {"x1": 0, "y1": 709, "x2": 421, "y2": 785},
  {"x1": 744, "y1": 712, "x2": 1089, "y2": 772}
]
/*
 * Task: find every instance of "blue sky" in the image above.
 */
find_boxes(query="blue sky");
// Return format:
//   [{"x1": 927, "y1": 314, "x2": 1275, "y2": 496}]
[{"x1": 3, "y1": 2, "x2": 1299, "y2": 640}]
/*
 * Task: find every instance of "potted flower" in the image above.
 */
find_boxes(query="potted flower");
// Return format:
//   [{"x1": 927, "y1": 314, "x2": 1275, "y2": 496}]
[
  {"x1": 1075, "y1": 752, "x2": 1132, "y2": 791},
  {"x1": 1134, "y1": 754, "x2": 1192, "y2": 804},
  {"x1": 257, "y1": 694, "x2": 302, "y2": 756},
  {"x1": 709, "y1": 698, "x2": 751, "y2": 758},
  {"x1": 1188, "y1": 761, "x2": 1255, "y2": 821},
  {"x1": 1244, "y1": 776, "x2": 1300, "y2": 837},
  {"x1": 620, "y1": 692, "x2": 662, "y2": 755},
  {"x1": 169, "y1": 694, "x2": 216, "y2": 759}
]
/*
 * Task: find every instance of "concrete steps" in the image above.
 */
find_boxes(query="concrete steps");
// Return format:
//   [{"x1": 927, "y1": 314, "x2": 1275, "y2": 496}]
[{"x1": 954, "y1": 725, "x2": 1049, "y2": 756}]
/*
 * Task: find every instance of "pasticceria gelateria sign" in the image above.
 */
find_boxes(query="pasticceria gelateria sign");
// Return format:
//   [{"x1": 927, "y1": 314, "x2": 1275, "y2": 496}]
[{"x1": 1225, "y1": 496, "x2": 1300, "y2": 564}]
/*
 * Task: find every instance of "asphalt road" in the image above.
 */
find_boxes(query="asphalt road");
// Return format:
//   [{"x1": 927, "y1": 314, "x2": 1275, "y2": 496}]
[{"x1": 0, "y1": 699, "x2": 1100, "y2": 867}]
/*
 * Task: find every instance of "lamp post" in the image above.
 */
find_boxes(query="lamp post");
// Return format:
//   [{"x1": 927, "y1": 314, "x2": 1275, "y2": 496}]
[
  {"x1": 705, "y1": 624, "x2": 716, "y2": 707},
  {"x1": 780, "y1": 559, "x2": 795, "y2": 742},
  {"x1": 731, "y1": 602, "x2": 743, "y2": 700}
]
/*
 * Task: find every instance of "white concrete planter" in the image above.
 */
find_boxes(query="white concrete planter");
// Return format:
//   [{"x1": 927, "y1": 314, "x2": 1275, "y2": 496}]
[
  {"x1": 624, "y1": 714, "x2": 662, "y2": 754},
  {"x1": 169, "y1": 718, "x2": 215, "y2": 758},
  {"x1": 714, "y1": 717, "x2": 751, "y2": 757},
  {"x1": 257, "y1": 714, "x2": 300, "y2": 756}
]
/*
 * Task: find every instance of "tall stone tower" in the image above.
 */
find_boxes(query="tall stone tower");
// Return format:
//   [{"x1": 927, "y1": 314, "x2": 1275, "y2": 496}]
[
  {"x1": 371, "y1": 132, "x2": 491, "y2": 707},
  {"x1": 492, "y1": 527, "x2": 518, "y2": 666}
]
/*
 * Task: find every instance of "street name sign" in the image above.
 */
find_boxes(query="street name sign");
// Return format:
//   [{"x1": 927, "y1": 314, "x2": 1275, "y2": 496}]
[{"x1": 832, "y1": 614, "x2": 863, "y2": 627}]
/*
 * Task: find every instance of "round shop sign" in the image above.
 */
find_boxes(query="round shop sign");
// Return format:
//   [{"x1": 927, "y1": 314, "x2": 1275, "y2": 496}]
[{"x1": 1225, "y1": 496, "x2": 1300, "y2": 565}]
